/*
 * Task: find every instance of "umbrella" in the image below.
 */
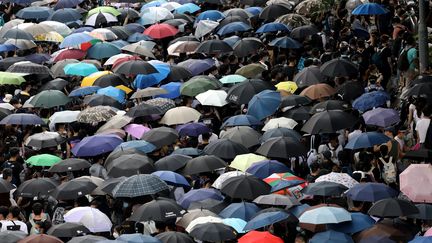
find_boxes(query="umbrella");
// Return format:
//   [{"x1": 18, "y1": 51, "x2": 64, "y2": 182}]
[
  {"x1": 87, "y1": 6, "x2": 120, "y2": 17},
  {"x1": 363, "y1": 108, "x2": 400, "y2": 127},
  {"x1": 19, "y1": 235, "x2": 62, "y2": 243},
  {"x1": 247, "y1": 90, "x2": 281, "y2": 120},
  {"x1": 7, "y1": 61, "x2": 51, "y2": 75},
  {"x1": 77, "y1": 106, "x2": 117, "y2": 124},
  {"x1": 230, "y1": 153, "x2": 267, "y2": 172},
  {"x1": 3, "y1": 28, "x2": 34, "y2": 40},
  {"x1": 133, "y1": 60, "x2": 169, "y2": 88},
  {"x1": 182, "y1": 155, "x2": 227, "y2": 175},
  {"x1": 16, "y1": 6, "x2": 53, "y2": 21},
  {"x1": 142, "y1": 126, "x2": 179, "y2": 149},
  {"x1": 165, "y1": 65, "x2": 192, "y2": 82},
  {"x1": 69, "y1": 86, "x2": 101, "y2": 97},
  {"x1": 126, "y1": 103, "x2": 164, "y2": 118},
  {"x1": 316, "y1": 172, "x2": 359, "y2": 189},
  {"x1": 219, "y1": 202, "x2": 260, "y2": 221},
  {"x1": 59, "y1": 32, "x2": 94, "y2": 48},
  {"x1": 275, "y1": 81, "x2": 298, "y2": 94},
  {"x1": 189, "y1": 223, "x2": 237, "y2": 242},
  {"x1": 346, "y1": 183, "x2": 398, "y2": 202},
  {"x1": 178, "y1": 188, "x2": 223, "y2": 209},
  {"x1": 85, "y1": 12, "x2": 118, "y2": 27},
  {"x1": 106, "y1": 154, "x2": 155, "y2": 178},
  {"x1": 195, "y1": 20, "x2": 219, "y2": 38},
  {"x1": 259, "y1": 4, "x2": 291, "y2": 20},
  {"x1": 160, "y1": 106, "x2": 201, "y2": 125},
  {"x1": 48, "y1": 158, "x2": 91, "y2": 173},
  {"x1": 121, "y1": 42, "x2": 156, "y2": 59},
  {"x1": 139, "y1": 7, "x2": 174, "y2": 26},
  {"x1": 239, "y1": 231, "x2": 283, "y2": 243},
  {"x1": 262, "y1": 117, "x2": 298, "y2": 131},
  {"x1": 129, "y1": 198, "x2": 183, "y2": 222},
  {"x1": 178, "y1": 58, "x2": 215, "y2": 76},
  {"x1": 269, "y1": 36, "x2": 302, "y2": 49},
  {"x1": 115, "y1": 234, "x2": 161, "y2": 243},
  {"x1": 46, "y1": 222, "x2": 90, "y2": 238},
  {"x1": 257, "y1": 137, "x2": 307, "y2": 159},
  {"x1": 204, "y1": 139, "x2": 249, "y2": 160},
  {"x1": 156, "y1": 232, "x2": 194, "y2": 243},
  {"x1": 220, "y1": 74, "x2": 247, "y2": 84},
  {"x1": 112, "y1": 174, "x2": 169, "y2": 198},
  {"x1": 226, "y1": 79, "x2": 275, "y2": 105},
  {"x1": 124, "y1": 124, "x2": 150, "y2": 139},
  {"x1": 221, "y1": 175, "x2": 271, "y2": 200},
  {"x1": 196, "y1": 10, "x2": 225, "y2": 21},
  {"x1": 24, "y1": 132, "x2": 66, "y2": 149},
  {"x1": 16, "y1": 178, "x2": 58, "y2": 198},
  {"x1": 246, "y1": 160, "x2": 291, "y2": 179},
  {"x1": 87, "y1": 42, "x2": 121, "y2": 60},
  {"x1": 290, "y1": 24, "x2": 319, "y2": 39},
  {"x1": 0, "y1": 231, "x2": 27, "y2": 243},
  {"x1": 301, "y1": 110, "x2": 358, "y2": 134},
  {"x1": 0, "y1": 72, "x2": 26, "y2": 85},
  {"x1": 282, "y1": 106, "x2": 311, "y2": 121},
  {"x1": 152, "y1": 171, "x2": 190, "y2": 187},
  {"x1": 113, "y1": 60, "x2": 157, "y2": 76},
  {"x1": 244, "y1": 211, "x2": 291, "y2": 231},
  {"x1": 144, "y1": 23, "x2": 178, "y2": 39},
  {"x1": 49, "y1": 8, "x2": 81, "y2": 22},
  {"x1": 0, "y1": 113, "x2": 45, "y2": 125},
  {"x1": 195, "y1": 39, "x2": 233, "y2": 55},
  {"x1": 49, "y1": 110, "x2": 80, "y2": 124},
  {"x1": 217, "y1": 21, "x2": 251, "y2": 36},
  {"x1": 300, "y1": 83, "x2": 336, "y2": 100},
  {"x1": 180, "y1": 75, "x2": 221, "y2": 97},
  {"x1": 253, "y1": 194, "x2": 299, "y2": 207},
  {"x1": 64, "y1": 207, "x2": 112, "y2": 233},
  {"x1": 355, "y1": 223, "x2": 414, "y2": 242},
  {"x1": 84, "y1": 94, "x2": 122, "y2": 109},
  {"x1": 26, "y1": 154, "x2": 61, "y2": 167},
  {"x1": 402, "y1": 82, "x2": 432, "y2": 101},
  {"x1": 400, "y1": 164, "x2": 432, "y2": 203},
  {"x1": 112, "y1": 140, "x2": 156, "y2": 154},
  {"x1": 353, "y1": 91, "x2": 390, "y2": 112},
  {"x1": 196, "y1": 90, "x2": 228, "y2": 107},
  {"x1": 67, "y1": 235, "x2": 107, "y2": 243},
  {"x1": 130, "y1": 88, "x2": 167, "y2": 99},
  {"x1": 352, "y1": 3, "x2": 388, "y2": 15},
  {"x1": 299, "y1": 206, "x2": 351, "y2": 224},
  {"x1": 175, "y1": 3, "x2": 200, "y2": 14},
  {"x1": 71, "y1": 134, "x2": 123, "y2": 157},
  {"x1": 256, "y1": 22, "x2": 290, "y2": 33},
  {"x1": 410, "y1": 204, "x2": 432, "y2": 220},
  {"x1": 235, "y1": 64, "x2": 267, "y2": 79},
  {"x1": 310, "y1": 100, "x2": 349, "y2": 113},
  {"x1": 64, "y1": 63, "x2": 98, "y2": 76},
  {"x1": 328, "y1": 212, "x2": 375, "y2": 234},
  {"x1": 51, "y1": 59, "x2": 79, "y2": 77},
  {"x1": 155, "y1": 154, "x2": 191, "y2": 171},
  {"x1": 212, "y1": 171, "x2": 249, "y2": 189},
  {"x1": 302, "y1": 181, "x2": 348, "y2": 196},
  {"x1": 0, "y1": 179, "x2": 14, "y2": 194},
  {"x1": 49, "y1": 178, "x2": 97, "y2": 200},
  {"x1": 310, "y1": 230, "x2": 354, "y2": 243},
  {"x1": 368, "y1": 198, "x2": 419, "y2": 218},
  {"x1": 177, "y1": 209, "x2": 218, "y2": 228},
  {"x1": 29, "y1": 90, "x2": 70, "y2": 108},
  {"x1": 345, "y1": 132, "x2": 390, "y2": 149},
  {"x1": 176, "y1": 123, "x2": 210, "y2": 137},
  {"x1": 220, "y1": 126, "x2": 261, "y2": 148},
  {"x1": 320, "y1": 58, "x2": 358, "y2": 77},
  {"x1": 222, "y1": 114, "x2": 262, "y2": 128},
  {"x1": 40, "y1": 78, "x2": 68, "y2": 91}
]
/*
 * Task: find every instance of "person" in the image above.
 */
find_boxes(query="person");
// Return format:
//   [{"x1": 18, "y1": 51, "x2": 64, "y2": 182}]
[
  {"x1": 28, "y1": 203, "x2": 50, "y2": 235},
  {"x1": 416, "y1": 105, "x2": 431, "y2": 145},
  {"x1": 306, "y1": 162, "x2": 321, "y2": 183},
  {"x1": 0, "y1": 206, "x2": 8, "y2": 229},
  {"x1": 377, "y1": 145, "x2": 397, "y2": 188},
  {"x1": 1, "y1": 148, "x2": 24, "y2": 186},
  {"x1": 89, "y1": 157, "x2": 109, "y2": 180},
  {"x1": 34, "y1": 220, "x2": 51, "y2": 234},
  {"x1": 14, "y1": 83, "x2": 31, "y2": 104},
  {"x1": 1, "y1": 206, "x2": 28, "y2": 234},
  {"x1": 318, "y1": 135, "x2": 343, "y2": 165}
]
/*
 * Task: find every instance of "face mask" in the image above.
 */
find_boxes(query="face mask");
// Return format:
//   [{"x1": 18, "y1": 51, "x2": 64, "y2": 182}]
[
  {"x1": 34, "y1": 229, "x2": 40, "y2": 234},
  {"x1": 113, "y1": 232, "x2": 119, "y2": 239}
]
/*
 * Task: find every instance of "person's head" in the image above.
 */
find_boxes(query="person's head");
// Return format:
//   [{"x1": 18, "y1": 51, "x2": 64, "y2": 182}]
[
  {"x1": 34, "y1": 220, "x2": 51, "y2": 234},
  {"x1": 9, "y1": 148, "x2": 20, "y2": 159},
  {"x1": 329, "y1": 135, "x2": 339, "y2": 147},
  {"x1": 0, "y1": 206, "x2": 8, "y2": 220},
  {"x1": 379, "y1": 144, "x2": 389, "y2": 157},
  {"x1": 309, "y1": 162, "x2": 320, "y2": 174},
  {"x1": 201, "y1": 132, "x2": 211, "y2": 143},
  {"x1": 9, "y1": 98, "x2": 21, "y2": 110},
  {"x1": 397, "y1": 126, "x2": 407, "y2": 138},
  {"x1": 21, "y1": 83, "x2": 31, "y2": 92},
  {"x1": 423, "y1": 104, "x2": 432, "y2": 118},
  {"x1": 384, "y1": 127, "x2": 395, "y2": 138},
  {"x1": 2, "y1": 168, "x2": 12, "y2": 182},
  {"x1": 8, "y1": 206, "x2": 21, "y2": 220},
  {"x1": 32, "y1": 203, "x2": 43, "y2": 215}
]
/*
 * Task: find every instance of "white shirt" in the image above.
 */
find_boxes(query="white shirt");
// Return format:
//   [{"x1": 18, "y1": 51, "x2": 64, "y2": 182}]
[
  {"x1": 1, "y1": 220, "x2": 28, "y2": 234},
  {"x1": 394, "y1": 136, "x2": 405, "y2": 150},
  {"x1": 348, "y1": 130, "x2": 362, "y2": 142},
  {"x1": 198, "y1": 133, "x2": 218, "y2": 144},
  {"x1": 416, "y1": 118, "x2": 431, "y2": 143}
]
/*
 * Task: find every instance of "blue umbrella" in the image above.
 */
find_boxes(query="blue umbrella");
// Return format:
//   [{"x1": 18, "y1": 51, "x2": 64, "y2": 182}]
[
  {"x1": 175, "y1": 3, "x2": 201, "y2": 14},
  {"x1": 178, "y1": 188, "x2": 223, "y2": 208},
  {"x1": 178, "y1": 59, "x2": 215, "y2": 76},
  {"x1": 328, "y1": 212, "x2": 376, "y2": 234},
  {"x1": 71, "y1": 27, "x2": 94, "y2": 34},
  {"x1": 243, "y1": 211, "x2": 290, "y2": 231},
  {"x1": 97, "y1": 86, "x2": 126, "y2": 103},
  {"x1": 114, "y1": 140, "x2": 157, "y2": 154},
  {"x1": 221, "y1": 114, "x2": 262, "y2": 128},
  {"x1": 223, "y1": 35, "x2": 241, "y2": 47},
  {"x1": 49, "y1": 8, "x2": 82, "y2": 22},
  {"x1": 110, "y1": 40, "x2": 130, "y2": 49},
  {"x1": 345, "y1": 132, "x2": 390, "y2": 149},
  {"x1": 409, "y1": 236, "x2": 432, "y2": 243},
  {"x1": 217, "y1": 22, "x2": 251, "y2": 36},
  {"x1": 64, "y1": 63, "x2": 99, "y2": 76},
  {"x1": 362, "y1": 108, "x2": 400, "y2": 127},
  {"x1": 176, "y1": 123, "x2": 210, "y2": 137},
  {"x1": 16, "y1": 7, "x2": 53, "y2": 21},
  {"x1": 310, "y1": 230, "x2": 354, "y2": 243},
  {"x1": 87, "y1": 42, "x2": 121, "y2": 60},
  {"x1": 247, "y1": 90, "x2": 281, "y2": 120},
  {"x1": 271, "y1": 179, "x2": 304, "y2": 193},
  {"x1": 352, "y1": 3, "x2": 388, "y2": 15},
  {"x1": 246, "y1": 160, "x2": 291, "y2": 179},
  {"x1": 289, "y1": 204, "x2": 310, "y2": 218},
  {"x1": 134, "y1": 61, "x2": 170, "y2": 89},
  {"x1": 24, "y1": 53, "x2": 50, "y2": 64},
  {"x1": 219, "y1": 202, "x2": 260, "y2": 221},
  {"x1": 245, "y1": 7, "x2": 262, "y2": 16},
  {"x1": 346, "y1": 183, "x2": 398, "y2": 202},
  {"x1": 117, "y1": 233, "x2": 161, "y2": 243},
  {"x1": 0, "y1": 44, "x2": 18, "y2": 53},
  {"x1": 172, "y1": 147, "x2": 203, "y2": 156},
  {"x1": 256, "y1": 22, "x2": 290, "y2": 33},
  {"x1": 60, "y1": 32, "x2": 94, "y2": 48},
  {"x1": 127, "y1": 33, "x2": 153, "y2": 42},
  {"x1": 0, "y1": 113, "x2": 45, "y2": 125},
  {"x1": 125, "y1": 23, "x2": 146, "y2": 33},
  {"x1": 196, "y1": 10, "x2": 225, "y2": 22},
  {"x1": 269, "y1": 36, "x2": 302, "y2": 49},
  {"x1": 223, "y1": 218, "x2": 247, "y2": 233},
  {"x1": 71, "y1": 134, "x2": 123, "y2": 157},
  {"x1": 157, "y1": 82, "x2": 182, "y2": 99},
  {"x1": 69, "y1": 86, "x2": 101, "y2": 97},
  {"x1": 152, "y1": 170, "x2": 190, "y2": 187},
  {"x1": 352, "y1": 91, "x2": 390, "y2": 112},
  {"x1": 140, "y1": 0, "x2": 166, "y2": 11}
]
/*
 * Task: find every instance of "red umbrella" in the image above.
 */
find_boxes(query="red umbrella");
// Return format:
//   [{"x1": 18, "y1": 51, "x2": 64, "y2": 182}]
[
  {"x1": 238, "y1": 231, "x2": 283, "y2": 243},
  {"x1": 52, "y1": 49, "x2": 86, "y2": 63},
  {"x1": 112, "y1": 56, "x2": 142, "y2": 70},
  {"x1": 144, "y1": 23, "x2": 179, "y2": 39}
]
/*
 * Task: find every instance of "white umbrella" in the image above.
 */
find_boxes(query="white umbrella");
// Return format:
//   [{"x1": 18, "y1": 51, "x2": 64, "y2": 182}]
[
  {"x1": 89, "y1": 28, "x2": 118, "y2": 41},
  {"x1": 0, "y1": 103, "x2": 15, "y2": 110},
  {"x1": 185, "y1": 216, "x2": 223, "y2": 233},
  {"x1": 4, "y1": 39, "x2": 36, "y2": 50},
  {"x1": 212, "y1": 171, "x2": 249, "y2": 189},
  {"x1": 121, "y1": 42, "x2": 155, "y2": 59},
  {"x1": 49, "y1": 110, "x2": 80, "y2": 124},
  {"x1": 253, "y1": 194, "x2": 300, "y2": 207},
  {"x1": 85, "y1": 13, "x2": 118, "y2": 27},
  {"x1": 104, "y1": 53, "x2": 132, "y2": 66},
  {"x1": 161, "y1": 2, "x2": 182, "y2": 11},
  {"x1": 0, "y1": 19, "x2": 25, "y2": 38},
  {"x1": 96, "y1": 114, "x2": 133, "y2": 133},
  {"x1": 24, "y1": 131, "x2": 65, "y2": 148},
  {"x1": 40, "y1": 21, "x2": 72, "y2": 36},
  {"x1": 196, "y1": 90, "x2": 228, "y2": 107},
  {"x1": 195, "y1": 20, "x2": 219, "y2": 39},
  {"x1": 167, "y1": 41, "x2": 200, "y2": 56},
  {"x1": 160, "y1": 106, "x2": 201, "y2": 125},
  {"x1": 315, "y1": 172, "x2": 359, "y2": 189},
  {"x1": 139, "y1": 7, "x2": 174, "y2": 25},
  {"x1": 64, "y1": 207, "x2": 112, "y2": 233},
  {"x1": 262, "y1": 117, "x2": 298, "y2": 131}
]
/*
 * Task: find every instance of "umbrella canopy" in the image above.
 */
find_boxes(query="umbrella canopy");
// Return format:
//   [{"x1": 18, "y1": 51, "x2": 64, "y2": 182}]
[
  {"x1": 0, "y1": 72, "x2": 27, "y2": 85},
  {"x1": 368, "y1": 198, "x2": 419, "y2": 218},
  {"x1": 353, "y1": 91, "x2": 390, "y2": 112},
  {"x1": 189, "y1": 223, "x2": 237, "y2": 242},
  {"x1": 144, "y1": 23, "x2": 179, "y2": 39},
  {"x1": 219, "y1": 202, "x2": 260, "y2": 221},
  {"x1": 126, "y1": 103, "x2": 164, "y2": 118},
  {"x1": 195, "y1": 19, "x2": 219, "y2": 38},
  {"x1": 129, "y1": 198, "x2": 183, "y2": 222},
  {"x1": 247, "y1": 90, "x2": 281, "y2": 120},
  {"x1": 176, "y1": 123, "x2": 210, "y2": 137},
  {"x1": 64, "y1": 63, "x2": 98, "y2": 76},
  {"x1": 180, "y1": 75, "x2": 222, "y2": 97},
  {"x1": 243, "y1": 211, "x2": 292, "y2": 231},
  {"x1": 220, "y1": 126, "x2": 261, "y2": 148},
  {"x1": 0, "y1": 231, "x2": 27, "y2": 242},
  {"x1": 152, "y1": 171, "x2": 190, "y2": 187},
  {"x1": 40, "y1": 78, "x2": 68, "y2": 91},
  {"x1": 259, "y1": 3, "x2": 291, "y2": 20},
  {"x1": 112, "y1": 174, "x2": 169, "y2": 198},
  {"x1": 221, "y1": 175, "x2": 271, "y2": 200},
  {"x1": 204, "y1": 139, "x2": 249, "y2": 160},
  {"x1": 19, "y1": 234, "x2": 62, "y2": 243},
  {"x1": 50, "y1": 178, "x2": 97, "y2": 200},
  {"x1": 300, "y1": 83, "x2": 336, "y2": 100},
  {"x1": 24, "y1": 131, "x2": 66, "y2": 149},
  {"x1": 156, "y1": 231, "x2": 194, "y2": 243},
  {"x1": 310, "y1": 230, "x2": 354, "y2": 243},
  {"x1": 155, "y1": 154, "x2": 191, "y2": 172},
  {"x1": 142, "y1": 126, "x2": 179, "y2": 149},
  {"x1": 26, "y1": 154, "x2": 61, "y2": 167},
  {"x1": 182, "y1": 155, "x2": 227, "y2": 175},
  {"x1": 230, "y1": 153, "x2": 267, "y2": 172},
  {"x1": 226, "y1": 79, "x2": 275, "y2": 105},
  {"x1": 16, "y1": 178, "x2": 58, "y2": 198},
  {"x1": 196, "y1": 90, "x2": 228, "y2": 107},
  {"x1": 294, "y1": 65, "x2": 324, "y2": 88},
  {"x1": 345, "y1": 131, "x2": 390, "y2": 149},
  {"x1": 328, "y1": 212, "x2": 375, "y2": 234},
  {"x1": 253, "y1": 194, "x2": 299, "y2": 207},
  {"x1": 256, "y1": 137, "x2": 307, "y2": 159},
  {"x1": 48, "y1": 158, "x2": 91, "y2": 173},
  {"x1": 362, "y1": 108, "x2": 400, "y2": 127},
  {"x1": 29, "y1": 90, "x2": 70, "y2": 108},
  {"x1": 0, "y1": 113, "x2": 45, "y2": 125},
  {"x1": 71, "y1": 134, "x2": 123, "y2": 157},
  {"x1": 77, "y1": 106, "x2": 117, "y2": 124},
  {"x1": 178, "y1": 188, "x2": 223, "y2": 209},
  {"x1": 106, "y1": 154, "x2": 155, "y2": 178},
  {"x1": 302, "y1": 181, "x2": 348, "y2": 196},
  {"x1": 290, "y1": 24, "x2": 319, "y2": 39},
  {"x1": 320, "y1": 58, "x2": 358, "y2": 77},
  {"x1": 301, "y1": 110, "x2": 358, "y2": 134},
  {"x1": 239, "y1": 231, "x2": 283, "y2": 243},
  {"x1": 64, "y1": 207, "x2": 112, "y2": 233},
  {"x1": 46, "y1": 222, "x2": 90, "y2": 238},
  {"x1": 160, "y1": 106, "x2": 201, "y2": 125},
  {"x1": 346, "y1": 183, "x2": 398, "y2": 202},
  {"x1": 233, "y1": 37, "x2": 264, "y2": 58},
  {"x1": 299, "y1": 206, "x2": 352, "y2": 224},
  {"x1": 246, "y1": 160, "x2": 291, "y2": 179},
  {"x1": 113, "y1": 60, "x2": 158, "y2": 76},
  {"x1": 352, "y1": 3, "x2": 388, "y2": 15},
  {"x1": 315, "y1": 172, "x2": 359, "y2": 189},
  {"x1": 400, "y1": 164, "x2": 432, "y2": 203}
]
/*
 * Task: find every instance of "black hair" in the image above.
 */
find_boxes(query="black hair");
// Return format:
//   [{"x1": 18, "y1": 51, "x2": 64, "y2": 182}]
[
  {"x1": 32, "y1": 203, "x2": 43, "y2": 215},
  {"x1": 0, "y1": 206, "x2": 8, "y2": 218},
  {"x1": 9, "y1": 206, "x2": 21, "y2": 218},
  {"x1": 2, "y1": 168, "x2": 11, "y2": 180},
  {"x1": 9, "y1": 148, "x2": 19, "y2": 157}
]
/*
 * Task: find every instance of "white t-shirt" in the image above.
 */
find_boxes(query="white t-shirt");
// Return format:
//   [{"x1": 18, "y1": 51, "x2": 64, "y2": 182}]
[
  {"x1": 416, "y1": 118, "x2": 431, "y2": 143},
  {"x1": 1, "y1": 220, "x2": 28, "y2": 234},
  {"x1": 348, "y1": 130, "x2": 362, "y2": 142}
]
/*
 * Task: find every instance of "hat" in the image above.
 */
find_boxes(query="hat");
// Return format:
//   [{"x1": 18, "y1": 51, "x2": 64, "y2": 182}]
[{"x1": 2, "y1": 94, "x2": 12, "y2": 103}]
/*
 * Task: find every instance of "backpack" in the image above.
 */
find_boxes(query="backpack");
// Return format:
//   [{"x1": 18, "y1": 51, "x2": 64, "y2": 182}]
[
  {"x1": 423, "y1": 121, "x2": 432, "y2": 149},
  {"x1": 397, "y1": 48, "x2": 412, "y2": 71},
  {"x1": 379, "y1": 156, "x2": 397, "y2": 184}
]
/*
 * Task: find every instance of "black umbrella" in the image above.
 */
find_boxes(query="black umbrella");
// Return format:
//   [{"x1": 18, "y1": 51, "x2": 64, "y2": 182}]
[
  {"x1": 0, "y1": 57, "x2": 27, "y2": 71},
  {"x1": 290, "y1": 24, "x2": 319, "y2": 39},
  {"x1": 16, "y1": 178, "x2": 59, "y2": 198},
  {"x1": 233, "y1": 37, "x2": 264, "y2": 58},
  {"x1": 98, "y1": 176, "x2": 126, "y2": 195},
  {"x1": 113, "y1": 60, "x2": 158, "y2": 76},
  {"x1": 125, "y1": 103, "x2": 164, "y2": 118},
  {"x1": 294, "y1": 65, "x2": 324, "y2": 88},
  {"x1": 164, "y1": 18, "x2": 189, "y2": 27},
  {"x1": 173, "y1": 13, "x2": 194, "y2": 23},
  {"x1": 170, "y1": 36, "x2": 199, "y2": 46},
  {"x1": 141, "y1": 126, "x2": 179, "y2": 149},
  {"x1": 93, "y1": 73, "x2": 126, "y2": 88},
  {"x1": 409, "y1": 204, "x2": 432, "y2": 220},
  {"x1": 241, "y1": 0, "x2": 266, "y2": 5},
  {"x1": 189, "y1": 198, "x2": 229, "y2": 214},
  {"x1": 106, "y1": 154, "x2": 155, "y2": 178},
  {"x1": 218, "y1": 15, "x2": 249, "y2": 29},
  {"x1": 221, "y1": 175, "x2": 271, "y2": 200},
  {"x1": 226, "y1": 79, "x2": 275, "y2": 105},
  {"x1": 83, "y1": 94, "x2": 123, "y2": 109},
  {"x1": 66, "y1": 235, "x2": 107, "y2": 243},
  {"x1": 182, "y1": 155, "x2": 227, "y2": 175},
  {"x1": 259, "y1": 4, "x2": 291, "y2": 21},
  {"x1": 256, "y1": 137, "x2": 307, "y2": 159},
  {"x1": 282, "y1": 106, "x2": 312, "y2": 121},
  {"x1": 105, "y1": 148, "x2": 146, "y2": 166},
  {"x1": 0, "y1": 108, "x2": 11, "y2": 120},
  {"x1": 40, "y1": 78, "x2": 68, "y2": 91},
  {"x1": 402, "y1": 82, "x2": 432, "y2": 101},
  {"x1": 260, "y1": 127, "x2": 302, "y2": 143},
  {"x1": 301, "y1": 181, "x2": 348, "y2": 196},
  {"x1": 311, "y1": 100, "x2": 350, "y2": 113},
  {"x1": 203, "y1": 139, "x2": 249, "y2": 160},
  {"x1": 189, "y1": 223, "x2": 237, "y2": 242},
  {"x1": 119, "y1": 8, "x2": 140, "y2": 21},
  {"x1": 301, "y1": 110, "x2": 358, "y2": 134},
  {"x1": 49, "y1": 178, "x2": 97, "y2": 200},
  {"x1": 336, "y1": 80, "x2": 365, "y2": 102},
  {"x1": 281, "y1": 95, "x2": 312, "y2": 108},
  {"x1": 195, "y1": 40, "x2": 233, "y2": 55},
  {"x1": 368, "y1": 198, "x2": 419, "y2": 218},
  {"x1": 3, "y1": 28, "x2": 34, "y2": 40},
  {"x1": 47, "y1": 222, "x2": 90, "y2": 238},
  {"x1": 156, "y1": 231, "x2": 195, "y2": 243},
  {"x1": 130, "y1": 198, "x2": 183, "y2": 222},
  {"x1": 403, "y1": 147, "x2": 432, "y2": 161},
  {"x1": 48, "y1": 158, "x2": 91, "y2": 173},
  {"x1": 108, "y1": 26, "x2": 131, "y2": 40},
  {"x1": 155, "y1": 154, "x2": 191, "y2": 171},
  {"x1": 320, "y1": 58, "x2": 358, "y2": 77},
  {"x1": 224, "y1": 8, "x2": 252, "y2": 19},
  {"x1": 220, "y1": 126, "x2": 261, "y2": 148},
  {"x1": 165, "y1": 65, "x2": 192, "y2": 82}
]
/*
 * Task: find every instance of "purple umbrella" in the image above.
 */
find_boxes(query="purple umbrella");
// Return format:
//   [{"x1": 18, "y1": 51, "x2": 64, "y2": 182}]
[
  {"x1": 178, "y1": 59, "x2": 215, "y2": 76},
  {"x1": 176, "y1": 123, "x2": 211, "y2": 137},
  {"x1": 124, "y1": 124, "x2": 151, "y2": 139},
  {"x1": 178, "y1": 188, "x2": 223, "y2": 209},
  {"x1": 71, "y1": 134, "x2": 123, "y2": 157},
  {"x1": 362, "y1": 108, "x2": 400, "y2": 127},
  {"x1": 0, "y1": 114, "x2": 45, "y2": 125}
]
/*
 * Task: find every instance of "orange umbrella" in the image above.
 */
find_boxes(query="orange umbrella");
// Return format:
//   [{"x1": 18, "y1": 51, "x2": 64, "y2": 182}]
[{"x1": 300, "y1": 83, "x2": 336, "y2": 100}]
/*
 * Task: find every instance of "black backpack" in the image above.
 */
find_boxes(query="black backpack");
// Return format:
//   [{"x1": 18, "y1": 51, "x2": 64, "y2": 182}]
[{"x1": 397, "y1": 48, "x2": 412, "y2": 71}]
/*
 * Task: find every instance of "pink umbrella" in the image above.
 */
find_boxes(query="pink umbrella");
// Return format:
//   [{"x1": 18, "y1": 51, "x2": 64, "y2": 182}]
[
  {"x1": 52, "y1": 49, "x2": 86, "y2": 62},
  {"x1": 124, "y1": 124, "x2": 151, "y2": 139},
  {"x1": 400, "y1": 164, "x2": 432, "y2": 203},
  {"x1": 425, "y1": 227, "x2": 432, "y2": 236}
]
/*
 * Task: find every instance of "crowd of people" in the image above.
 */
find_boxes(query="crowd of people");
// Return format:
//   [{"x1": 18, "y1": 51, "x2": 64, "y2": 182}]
[{"x1": 0, "y1": 0, "x2": 430, "y2": 242}]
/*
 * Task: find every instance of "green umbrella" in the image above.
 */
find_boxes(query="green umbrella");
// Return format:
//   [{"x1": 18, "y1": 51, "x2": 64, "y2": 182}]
[
  {"x1": 235, "y1": 64, "x2": 267, "y2": 79},
  {"x1": 0, "y1": 72, "x2": 26, "y2": 85},
  {"x1": 26, "y1": 154, "x2": 62, "y2": 167},
  {"x1": 30, "y1": 90, "x2": 71, "y2": 108},
  {"x1": 180, "y1": 75, "x2": 221, "y2": 97},
  {"x1": 87, "y1": 7, "x2": 121, "y2": 18}
]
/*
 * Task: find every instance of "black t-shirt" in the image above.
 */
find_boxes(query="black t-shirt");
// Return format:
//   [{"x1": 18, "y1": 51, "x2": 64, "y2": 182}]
[{"x1": 2, "y1": 161, "x2": 23, "y2": 186}]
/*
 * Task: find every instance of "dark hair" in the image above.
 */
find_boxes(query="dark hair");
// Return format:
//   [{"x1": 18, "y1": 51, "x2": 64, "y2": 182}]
[
  {"x1": 32, "y1": 203, "x2": 43, "y2": 215},
  {"x1": 379, "y1": 145, "x2": 389, "y2": 157},
  {"x1": 2, "y1": 168, "x2": 12, "y2": 180},
  {"x1": 9, "y1": 206, "x2": 21, "y2": 218},
  {"x1": 9, "y1": 148, "x2": 19, "y2": 157},
  {"x1": 0, "y1": 206, "x2": 8, "y2": 218},
  {"x1": 201, "y1": 132, "x2": 211, "y2": 141},
  {"x1": 309, "y1": 162, "x2": 320, "y2": 173}
]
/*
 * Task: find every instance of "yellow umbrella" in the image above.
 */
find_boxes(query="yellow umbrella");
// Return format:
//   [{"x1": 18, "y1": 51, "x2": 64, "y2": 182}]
[
  {"x1": 81, "y1": 71, "x2": 112, "y2": 87},
  {"x1": 116, "y1": 85, "x2": 133, "y2": 94},
  {"x1": 230, "y1": 153, "x2": 267, "y2": 172},
  {"x1": 35, "y1": 31, "x2": 64, "y2": 43},
  {"x1": 275, "y1": 81, "x2": 298, "y2": 94}
]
